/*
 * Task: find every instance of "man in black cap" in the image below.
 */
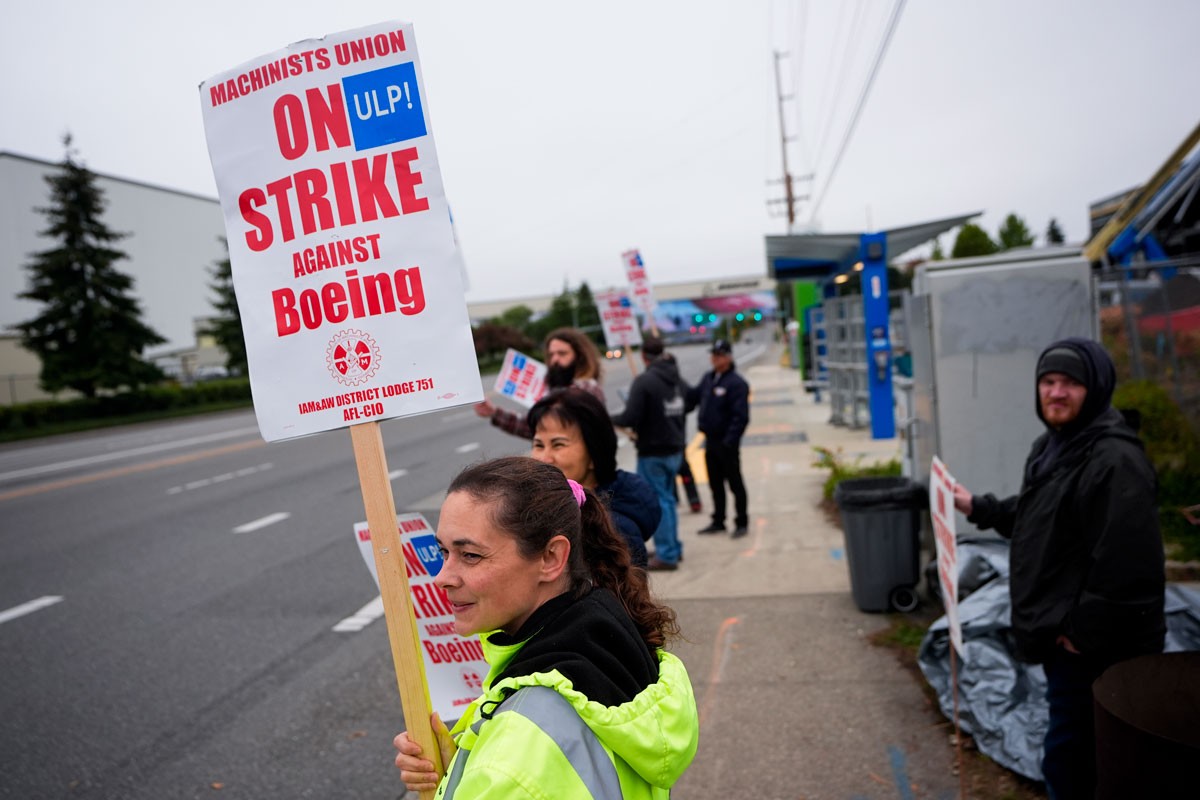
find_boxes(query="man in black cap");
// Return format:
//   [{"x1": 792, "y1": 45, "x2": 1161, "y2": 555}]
[
  {"x1": 953, "y1": 337, "x2": 1165, "y2": 800},
  {"x1": 687, "y1": 339, "x2": 750, "y2": 538}
]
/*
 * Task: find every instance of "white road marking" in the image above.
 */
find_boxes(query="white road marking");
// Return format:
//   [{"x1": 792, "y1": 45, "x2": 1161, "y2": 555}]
[
  {"x1": 455, "y1": 442, "x2": 480, "y2": 454},
  {"x1": 233, "y1": 512, "x2": 290, "y2": 534},
  {"x1": 388, "y1": 469, "x2": 408, "y2": 480},
  {"x1": 333, "y1": 595, "x2": 385, "y2": 632},
  {"x1": 166, "y1": 463, "x2": 273, "y2": 495},
  {"x1": 0, "y1": 596, "x2": 64, "y2": 625},
  {"x1": 0, "y1": 427, "x2": 262, "y2": 482},
  {"x1": 441, "y1": 410, "x2": 474, "y2": 423}
]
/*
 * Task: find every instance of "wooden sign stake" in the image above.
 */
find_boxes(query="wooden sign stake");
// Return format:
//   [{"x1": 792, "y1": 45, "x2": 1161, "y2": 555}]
[{"x1": 350, "y1": 421, "x2": 443, "y2": 799}]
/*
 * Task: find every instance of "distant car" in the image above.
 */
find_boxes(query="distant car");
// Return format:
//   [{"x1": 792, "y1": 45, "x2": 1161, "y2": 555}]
[{"x1": 605, "y1": 348, "x2": 623, "y2": 359}]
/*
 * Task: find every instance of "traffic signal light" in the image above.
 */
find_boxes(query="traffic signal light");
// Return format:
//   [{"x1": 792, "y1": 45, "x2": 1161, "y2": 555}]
[
  {"x1": 753, "y1": 310, "x2": 763, "y2": 322},
  {"x1": 735, "y1": 312, "x2": 745, "y2": 322},
  {"x1": 693, "y1": 313, "x2": 704, "y2": 323}
]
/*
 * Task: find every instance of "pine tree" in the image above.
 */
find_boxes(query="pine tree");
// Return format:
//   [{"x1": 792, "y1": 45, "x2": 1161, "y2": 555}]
[
  {"x1": 17, "y1": 136, "x2": 164, "y2": 397},
  {"x1": 997, "y1": 213, "x2": 1035, "y2": 250},
  {"x1": 202, "y1": 238, "x2": 248, "y2": 375},
  {"x1": 1045, "y1": 217, "x2": 1066, "y2": 245},
  {"x1": 950, "y1": 223, "x2": 999, "y2": 258},
  {"x1": 574, "y1": 281, "x2": 601, "y2": 335}
]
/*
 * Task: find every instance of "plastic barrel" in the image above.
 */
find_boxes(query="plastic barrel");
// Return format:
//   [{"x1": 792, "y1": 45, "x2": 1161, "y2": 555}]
[{"x1": 1093, "y1": 651, "x2": 1200, "y2": 799}]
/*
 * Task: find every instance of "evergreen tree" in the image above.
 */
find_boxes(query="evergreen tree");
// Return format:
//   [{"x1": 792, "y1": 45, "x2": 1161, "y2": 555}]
[
  {"x1": 997, "y1": 213, "x2": 1035, "y2": 250},
  {"x1": 1045, "y1": 217, "x2": 1066, "y2": 245},
  {"x1": 529, "y1": 288, "x2": 576, "y2": 342},
  {"x1": 17, "y1": 136, "x2": 164, "y2": 397},
  {"x1": 950, "y1": 223, "x2": 999, "y2": 258},
  {"x1": 574, "y1": 282, "x2": 601, "y2": 335},
  {"x1": 930, "y1": 237, "x2": 945, "y2": 261},
  {"x1": 202, "y1": 238, "x2": 248, "y2": 375}
]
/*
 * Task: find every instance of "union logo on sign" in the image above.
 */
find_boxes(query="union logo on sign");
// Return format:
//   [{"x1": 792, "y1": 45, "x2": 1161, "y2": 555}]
[{"x1": 326, "y1": 329, "x2": 382, "y2": 386}]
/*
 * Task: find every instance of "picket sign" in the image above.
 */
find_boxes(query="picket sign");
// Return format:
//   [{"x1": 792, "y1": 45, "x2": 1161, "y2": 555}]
[
  {"x1": 197, "y1": 19, "x2": 492, "y2": 796},
  {"x1": 351, "y1": 422, "x2": 444, "y2": 789}
]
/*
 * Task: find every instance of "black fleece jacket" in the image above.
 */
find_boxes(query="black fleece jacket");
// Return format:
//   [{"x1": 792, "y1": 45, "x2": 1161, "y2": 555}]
[{"x1": 488, "y1": 588, "x2": 658, "y2": 707}]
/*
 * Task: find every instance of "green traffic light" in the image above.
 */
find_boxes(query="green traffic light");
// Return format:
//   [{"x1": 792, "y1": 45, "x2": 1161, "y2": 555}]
[
  {"x1": 708, "y1": 313, "x2": 717, "y2": 323},
  {"x1": 753, "y1": 311, "x2": 763, "y2": 321},
  {"x1": 735, "y1": 312, "x2": 745, "y2": 321}
]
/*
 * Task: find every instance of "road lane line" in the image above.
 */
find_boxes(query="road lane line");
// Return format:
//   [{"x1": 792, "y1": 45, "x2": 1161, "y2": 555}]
[
  {"x1": 232, "y1": 512, "x2": 290, "y2": 534},
  {"x1": 388, "y1": 469, "x2": 408, "y2": 480},
  {"x1": 441, "y1": 411, "x2": 473, "y2": 423},
  {"x1": 333, "y1": 595, "x2": 384, "y2": 632},
  {"x1": 455, "y1": 442, "x2": 480, "y2": 454},
  {"x1": 0, "y1": 440, "x2": 267, "y2": 503},
  {"x1": 0, "y1": 426, "x2": 261, "y2": 482},
  {"x1": 0, "y1": 596, "x2": 64, "y2": 625},
  {"x1": 165, "y1": 462, "x2": 275, "y2": 496}
]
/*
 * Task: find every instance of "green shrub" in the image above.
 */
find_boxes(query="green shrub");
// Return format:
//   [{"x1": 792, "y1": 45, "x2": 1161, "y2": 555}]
[
  {"x1": 0, "y1": 379, "x2": 253, "y2": 441},
  {"x1": 811, "y1": 445, "x2": 902, "y2": 500},
  {"x1": 1113, "y1": 380, "x2": 1200, "y2": 561}
]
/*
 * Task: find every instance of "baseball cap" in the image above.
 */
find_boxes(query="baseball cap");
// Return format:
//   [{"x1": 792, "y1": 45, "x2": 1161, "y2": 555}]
[{"x1": 710, "y1": 339, "x2": 732, "y2": 355}]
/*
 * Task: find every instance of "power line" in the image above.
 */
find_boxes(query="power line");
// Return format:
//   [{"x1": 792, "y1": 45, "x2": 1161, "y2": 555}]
[{"x1": 809, "y1": 0, "x2": 907, "y2": 224}]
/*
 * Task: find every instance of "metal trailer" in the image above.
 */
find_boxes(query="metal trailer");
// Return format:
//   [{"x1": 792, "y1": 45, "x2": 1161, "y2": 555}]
[{"x1": 904, "y1": 247, "x2": 1097, "y2": 525}]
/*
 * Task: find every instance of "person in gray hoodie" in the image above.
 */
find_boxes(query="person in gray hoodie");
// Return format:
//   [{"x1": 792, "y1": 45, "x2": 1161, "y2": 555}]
[{"x1": 610, "y1": 337, "x2": 689, "y2": 571}]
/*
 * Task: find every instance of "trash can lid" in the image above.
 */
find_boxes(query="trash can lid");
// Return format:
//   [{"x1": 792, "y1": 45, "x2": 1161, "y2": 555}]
[{"x1": 834, "y1": 477, "x2": 925, "y2": 510}]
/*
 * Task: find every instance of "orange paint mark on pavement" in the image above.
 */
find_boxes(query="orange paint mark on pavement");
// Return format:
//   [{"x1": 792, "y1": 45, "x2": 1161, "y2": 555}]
[
  {"x1": 697, "y1": 615, "x2": 740, "y2": 727},
  {"x1": 0, "y1": 439, "x2": 266, "y2": 503}
]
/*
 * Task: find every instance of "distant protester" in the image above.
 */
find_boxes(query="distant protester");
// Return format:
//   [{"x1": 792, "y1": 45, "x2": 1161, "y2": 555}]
[
  {"x1": 474, "y1": 328, "x2": 604, "y2": 439},
  {"x1": 610, "y1": 336, "x2": 690, "y2": 571},
  {"x1": 392, "y1": 456, "x2": 699, "y2": 798},
  {"x1": 687, "y1": 339, "x2": 750, "y2": 538},
  {"x1": 528, "y1": 388, "x2": 660, "y2": 568}
]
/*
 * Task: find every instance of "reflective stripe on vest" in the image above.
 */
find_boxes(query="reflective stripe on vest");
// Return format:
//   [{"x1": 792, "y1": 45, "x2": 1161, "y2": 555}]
[{"x1": 443, "y1": 686, "x2": 622, "y2": 799}]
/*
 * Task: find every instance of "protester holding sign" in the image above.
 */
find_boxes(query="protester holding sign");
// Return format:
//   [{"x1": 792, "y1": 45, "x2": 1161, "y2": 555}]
[
  {"x1": 393, "y1": 457, "x2": 699, "y2": 798},
  {"x1": 475, "y1": 328, "x2": 604, "y2": 438},
  {"x1": 952, "y1": 338, "x2": 1164, "y2": 800},
  {"x1": 528, "y1": 388, "x2": 661, "y2": 568}
]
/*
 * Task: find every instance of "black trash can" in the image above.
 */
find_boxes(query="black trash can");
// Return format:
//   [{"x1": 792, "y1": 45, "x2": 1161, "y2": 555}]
[
  {"x1": 1093, "y1": 651, "x2": 1200, "y2": 799},
  {"x1": 833, "y1": 477, "x2": 922, "y2": 613}
]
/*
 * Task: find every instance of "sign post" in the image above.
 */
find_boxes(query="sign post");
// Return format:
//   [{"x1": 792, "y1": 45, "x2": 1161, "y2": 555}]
[
  {"x1": 930, "y1": 455, "x2": 966, "y2": 799},
  {"x1": 595, "y1": 289, "x2": 643, "y2": 378},
  {"x1": 621, "y1": 248, "x2": 659, "y2": 337},
  {"x1": 200, "y1": 21, "x2": 482, "y2": 796}
]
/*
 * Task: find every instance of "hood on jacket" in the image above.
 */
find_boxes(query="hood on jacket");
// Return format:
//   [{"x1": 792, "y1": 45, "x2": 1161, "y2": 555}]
[
  {"x1": 1034, "y1": 337, "x2": 1116, "y2": 436},
  {"x1": 601, "y1": 469, "x2": 662, "y2": 544}
]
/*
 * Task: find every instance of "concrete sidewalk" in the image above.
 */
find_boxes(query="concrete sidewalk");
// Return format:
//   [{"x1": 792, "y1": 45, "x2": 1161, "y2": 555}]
[{"x1": 636, "y1": 342, "x2": 961, "y2": 800}]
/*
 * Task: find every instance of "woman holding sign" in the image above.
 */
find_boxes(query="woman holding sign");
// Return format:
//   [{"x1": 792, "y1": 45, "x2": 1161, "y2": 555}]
[
  {"x1": 393, "y1": 457, "x2": 698, "y2": 798},
  {"x1": 528, "y1": 388, "x2": 660, "y2": 568}
]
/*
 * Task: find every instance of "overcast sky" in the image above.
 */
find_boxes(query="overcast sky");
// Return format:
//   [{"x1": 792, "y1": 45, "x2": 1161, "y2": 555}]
[{"x1": 3, "y1": 1, "x2": 1198, "y2": 304}]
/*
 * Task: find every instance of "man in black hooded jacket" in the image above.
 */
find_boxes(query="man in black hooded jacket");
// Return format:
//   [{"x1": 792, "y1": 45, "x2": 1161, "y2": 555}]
[{"x1": 953, "y1": 337, "x2": 1164, "y2": 800}]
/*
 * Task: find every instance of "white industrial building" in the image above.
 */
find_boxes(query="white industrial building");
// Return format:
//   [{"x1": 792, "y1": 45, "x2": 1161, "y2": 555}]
[{"x1": 1, "y1": 151, "x2": 774, "y2": 404}]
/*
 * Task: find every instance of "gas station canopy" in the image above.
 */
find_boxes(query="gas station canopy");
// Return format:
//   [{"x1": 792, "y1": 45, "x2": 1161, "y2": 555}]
[{"x1": 765, "y1": 212, "x2": 982, "y2": 283}]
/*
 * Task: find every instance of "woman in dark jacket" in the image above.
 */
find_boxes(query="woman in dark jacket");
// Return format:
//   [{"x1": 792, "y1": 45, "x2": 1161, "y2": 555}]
[{"x1": 528, "y1": 389, "x2": 661, "y2": 567}]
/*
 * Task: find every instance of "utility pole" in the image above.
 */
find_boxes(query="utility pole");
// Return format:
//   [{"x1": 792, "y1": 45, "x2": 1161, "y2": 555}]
[{"x1": 769, "y1": 51, "x2": 810, "y2": 232}]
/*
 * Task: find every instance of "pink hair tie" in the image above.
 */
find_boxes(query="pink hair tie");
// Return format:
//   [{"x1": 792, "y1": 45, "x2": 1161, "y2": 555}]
[{"x1": 567, "y1": 479, "x2": 587, "y2": 508}]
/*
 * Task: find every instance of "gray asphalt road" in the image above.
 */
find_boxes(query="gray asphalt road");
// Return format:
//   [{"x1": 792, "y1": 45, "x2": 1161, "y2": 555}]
[{"x1": 0, "y1": 341, "x2": 734, "y2": 800}]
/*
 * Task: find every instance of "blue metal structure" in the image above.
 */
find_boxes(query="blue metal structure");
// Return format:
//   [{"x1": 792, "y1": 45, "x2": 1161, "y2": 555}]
[{"x1": 766, "y1": 212, "x2": 980, "y2": 439}]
